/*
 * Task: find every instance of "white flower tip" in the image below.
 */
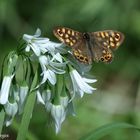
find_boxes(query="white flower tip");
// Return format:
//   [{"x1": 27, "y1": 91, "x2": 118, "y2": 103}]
[
  {"x1": 0, "y1": 98, "x2": 7, "y2": 105},
  {"x1": 55, "y1": 126, "x2": 61, "y2": 134},
  {"x1": 35, "y1": 28, "x2": 41, "y2": 36},
  {"x1": 6, "y1": 120, "x2": 12, "y2": 127},
  {"x1": 37, "y1": 91, "x2": 45, "y2": 105}
]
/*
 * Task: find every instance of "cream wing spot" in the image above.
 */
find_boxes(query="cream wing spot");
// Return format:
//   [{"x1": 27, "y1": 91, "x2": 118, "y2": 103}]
[
  {"x1": 65, "y1": 34, "x2": 69, "y2": 38},
  {"x1": 103, "y1": 42, "x2": 108, "y2": 46},
  {"x1": 67, "y1": 30, "x2": 71, "y2": 35},
  {"x1": 109, "y1": 37, "x2": 114, "y2": 42},
  {"x1": 72, "y1": 39, "x2": 76, "y2": 43},
  {"x1": 110, "y1": 42, "x2": 115, "y2": 47},
  {"x1": 105, "y1": 32, "x2": 109, "y2": 37},
  {"x1": 70, "y1": 42, "x2": 74, "y2": 46},
  {"x1": 72, "y1": 30, "x2": 75, "y2": 36},
  {"x1": 65, "y1": 38, "x2": 70, "y2": 43},
  {"x1": 62, "y1": 28, "x2": 65, "y2": 33},
  {"x1": 110, "y1": 32, "x2": 115, "y2": 37},
  {"x1": 100, "y1": 32, "x2": 105, "y2": 38}
]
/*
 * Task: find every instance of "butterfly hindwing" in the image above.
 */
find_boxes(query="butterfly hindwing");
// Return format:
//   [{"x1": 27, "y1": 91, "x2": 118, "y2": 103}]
[
  {"x1": 53, "y1": 27, "x2": 81, "y2": 47},
  {"x1": 72, "y1": 39, "x2": 92, "y2": 64}
]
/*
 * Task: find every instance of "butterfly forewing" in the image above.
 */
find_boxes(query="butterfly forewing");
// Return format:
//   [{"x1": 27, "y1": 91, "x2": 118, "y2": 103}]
[
  {"x1": 89, "y1": 30, "x2": 124, "y2": 63},
  {"x1": 53, "y1": 27, "x2": 82, "y2": 47},
  {"x1": 93, "y1": 30, "x2": 124, "y2": 50},
  {"x1": 53, "y1": 27, "x2": 92, "y2": 64}
]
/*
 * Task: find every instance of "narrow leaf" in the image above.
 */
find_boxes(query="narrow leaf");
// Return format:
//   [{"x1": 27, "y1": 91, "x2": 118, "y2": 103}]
[
  {"x1": 16, "y1": 72, "x2": 38, "y2": 140},
  {"x1": 0, "y1": 109, "x2": 5, "y2": 134},
  {"x1": 80, "y1": 122, "x2": 140, "y2": 140}
]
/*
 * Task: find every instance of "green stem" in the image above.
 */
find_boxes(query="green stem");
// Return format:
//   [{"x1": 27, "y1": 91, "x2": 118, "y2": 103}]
[
  {"x1": 0, "y1": 109, "x2": 5, "y2": 134},
  {"x1": 53, "y1": 74, "x2": 63, "y2": 105}
]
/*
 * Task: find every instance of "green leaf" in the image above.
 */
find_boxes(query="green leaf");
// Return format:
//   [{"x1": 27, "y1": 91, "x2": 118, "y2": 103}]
[
  {"x1": 80, "y1": 122, "x2": 140, "y2": 140},
  {"x1": 12, "y1": 120, "x2": 39, "y2": 140},
  {"x1": 16, "y1": 71, "x2": 38, "y2": 140},
  {"x1": 0, "y1": 109, "x2": 5, "y2": 134},
  {"x1": 16, "y1": 92, "x2": 36, "y2": 140},
  {"x1": 53, "y1": 74, "x2": 64, "y2": 105}
]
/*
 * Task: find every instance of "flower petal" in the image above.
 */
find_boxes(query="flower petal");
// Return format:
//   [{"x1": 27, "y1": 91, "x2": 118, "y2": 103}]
[
  {"x1": 0, "y1": 75, "x2": 14, "y2": 105},
  {"x1": 4, "y1": 101, "x2": 18, "y2": 126},
  {"x1": 36, "y1": 90, "x2": 45, "y2": 105},
  {"x1": 51, "y1": 104, "x2": 66, "y2": 134},
  {"x1": 34, "y1": 28, "x2": 41, "y2": 37},
  {"x1": 70, "y1": 69, "x2": 97, "y2": 97},
  {"x1": 18, "y1": 85, "x2": 28, "y2": 114},
  {"x1": 83, "y1": 78, "x2": 97, "y2": 83}
]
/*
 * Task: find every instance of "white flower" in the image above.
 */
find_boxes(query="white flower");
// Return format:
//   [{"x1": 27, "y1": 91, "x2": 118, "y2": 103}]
[
  {"x1": 42, "y1": 89, "x2": 52, "y2": 112},
  {"x1": 70, "y1": 69, "x2": 97, "y2": 97},
  {"x1": 51, "y1": 104, "x2": 66, "y2": 134},
  {"x1": 39, "y1": 55, "x2": 65, "y2": 85},
  {"x1": 60, "y1": 96, "x2": 69, "y2": 108},
  {"x1": 4, "y1": 101, "x2": 18, "y2": 126},
  {"x1": 36, "y1": 90, "x2": 45, "y2": 105},
  {"x1": 0, "y1": 75, "x2": 14, "y2": 105},
  {"x1": 23, "y1": 28, "x2": 62, "y2": 56},
  {"x1": 18, "y1": 85, "x2": 29, "y2": 114},
  {"x1": 36, "y1": 89, "x2": 53, "y2": 112},
  {"x1": 39, "y1": 55, "x2": 56, "y2": 85},
  {"x1": 67, "y1": 101, "x2": 76, "y2": 116},
  {"x1": 42, "y1": 89, "x2": 52, "y2": 102},
  {"x1": 51, "y1": 52, "x2": 63, "y2": 63}
]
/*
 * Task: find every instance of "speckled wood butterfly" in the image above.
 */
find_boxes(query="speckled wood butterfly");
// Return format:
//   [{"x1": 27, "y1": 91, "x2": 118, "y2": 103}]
[{"x1": 53, "y1": 27, "x2": 124, "y2": 64}]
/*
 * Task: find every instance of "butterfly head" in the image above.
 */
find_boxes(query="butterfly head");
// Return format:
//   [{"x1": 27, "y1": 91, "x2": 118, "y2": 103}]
[{"x1": 83, "y1": 33, "x2": 90, "y2": 41}]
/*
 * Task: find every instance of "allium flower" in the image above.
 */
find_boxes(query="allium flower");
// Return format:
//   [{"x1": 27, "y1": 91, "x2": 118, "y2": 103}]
[
  {"x1": 0, "y1": 28, "x2": 98, "y2": 135},
  {"x1": 23, "y1": 28, "x2": 62, "y2": 56},
  {"x1": 4, "y1": 101, "x2": 18, "y2": 126},
  {"x1": 18, "y1": 85, "x2": 29, "y2": 114},
  {"x1": 43, "y1": 89, "x2": 53, "y2": 112},
  {"x1": 36, "y1": 90, "x2": 45, "y2": 105},
  {"x1": 60, "y1": 96, "x2": 69, "y2": 108},
  {"x1": 39, "y1": 55, "x2": 65, "y2": 85},
  {"x1": 70, "y1": 69, "x2": 97, "y2": 97},
  {"x1": 51, "y1": 104, "x2": 66, "y2": 134},
  {"x1": 0, "y1": 75, "x2": 14, "y2": 105}
]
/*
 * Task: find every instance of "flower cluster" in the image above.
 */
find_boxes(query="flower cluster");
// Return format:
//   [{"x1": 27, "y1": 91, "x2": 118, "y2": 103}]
[{"x1": 0, "y1": 29, "x2": 97, "y2": 133}]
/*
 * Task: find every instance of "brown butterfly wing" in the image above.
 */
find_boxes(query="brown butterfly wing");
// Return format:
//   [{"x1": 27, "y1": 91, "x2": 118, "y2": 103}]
[
  {"x1": 90, "y1": 30, "x2": 124, "y2": 63},
  {"x1": 53, "y1": 27, "x2": 92, "y2": 64}
]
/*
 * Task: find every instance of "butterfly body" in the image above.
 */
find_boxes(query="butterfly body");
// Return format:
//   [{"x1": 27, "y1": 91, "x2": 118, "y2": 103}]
[{"x1": 53, "y1": 27, "x2": 124, "y2": 64}]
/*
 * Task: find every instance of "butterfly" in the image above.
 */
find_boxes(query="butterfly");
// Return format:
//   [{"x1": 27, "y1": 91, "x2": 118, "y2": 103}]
[{"x1": 53, "y1": 27, "x2": 124, "y2": 64}]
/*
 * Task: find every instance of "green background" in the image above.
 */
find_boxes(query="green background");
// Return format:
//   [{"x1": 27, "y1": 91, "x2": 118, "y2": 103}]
[{"x1": 0, "y1": 0, "x2": 140, "y2": 139}]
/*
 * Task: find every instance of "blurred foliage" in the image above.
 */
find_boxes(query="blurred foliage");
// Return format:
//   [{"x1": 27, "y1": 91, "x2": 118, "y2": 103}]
[{"x1": 0, "y1": 0, "x2": 140, "y2": 140}]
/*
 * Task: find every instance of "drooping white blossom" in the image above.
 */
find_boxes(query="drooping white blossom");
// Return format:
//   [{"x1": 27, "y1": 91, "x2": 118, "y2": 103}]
[{"x1": 70, "y1": 69, "x2": 97, "y2": 97}]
